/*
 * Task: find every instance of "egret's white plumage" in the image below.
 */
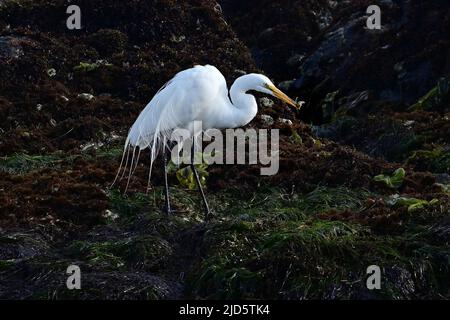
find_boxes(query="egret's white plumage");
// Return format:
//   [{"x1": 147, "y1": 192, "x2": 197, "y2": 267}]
[{"x1": 114, "y1": 64, "x2": 301, "y2": 190}]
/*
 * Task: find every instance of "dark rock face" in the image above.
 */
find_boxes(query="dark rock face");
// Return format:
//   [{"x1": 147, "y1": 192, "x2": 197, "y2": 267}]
[
  {"x1": 221, "y1": 0, "x2": 450, "y2": 109},
  {"x1": 219, "y1": 0, "x2": 335, "y2": 82},
  {"x1": 297, "y1": 0, "x2": 449, "y2": 106},
  {"x1": 221, "y1": 0, "x2": 450, "y2": 171}
]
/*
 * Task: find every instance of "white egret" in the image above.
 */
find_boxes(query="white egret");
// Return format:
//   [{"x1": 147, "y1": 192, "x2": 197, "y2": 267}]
[{"x1": 114, "y1": 64, "x2": 303, "y2": 220}]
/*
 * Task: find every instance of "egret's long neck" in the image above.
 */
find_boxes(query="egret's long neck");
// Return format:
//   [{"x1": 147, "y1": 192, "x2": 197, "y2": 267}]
[{"x1": 215, "y1": 76, "x2": 258, "y2": 128}]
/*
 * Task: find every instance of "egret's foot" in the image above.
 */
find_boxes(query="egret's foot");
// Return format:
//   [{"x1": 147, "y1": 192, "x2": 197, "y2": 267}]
[{"x1": 204, "y1": 210, "x2": 215, "y2": 222}]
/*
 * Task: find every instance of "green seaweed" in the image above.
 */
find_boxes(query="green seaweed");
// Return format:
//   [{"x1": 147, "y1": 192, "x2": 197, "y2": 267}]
[
  {"x1": 289, "y1": 127, "x2": 303, "y2": 145},
  {"x1": 69, "y1": 235, "x2": 171, "y2": 270},
  {"x1": 175, "y1": 164, "x2": 208, "y2": 190},
  {"x1": 374, "y1": 168, "x2": 405, "y2": 189},
  {"x1": 73, "y1": 61, "x2": 113, "y2": 73},
  {"x1": 407, "y1": 148, "x2": 450, "y2": 174},
  {"x1": 410, "y1": 78, "x2": 450, "y2": 111},
  {"x1": 0, "y1": 153, "x2": 65, "y2": 174},
  {"x1": 387, "y1": 195, "x2": 439, "y2": 212},
  {"x1": 321, "y1": 91, "x2": 339, "y2": 119}
]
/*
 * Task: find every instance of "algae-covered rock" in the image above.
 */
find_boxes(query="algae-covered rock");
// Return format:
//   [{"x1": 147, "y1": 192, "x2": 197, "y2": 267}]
[{"x1": 87, "y1": 29, "x2": 128, "y2": 56}]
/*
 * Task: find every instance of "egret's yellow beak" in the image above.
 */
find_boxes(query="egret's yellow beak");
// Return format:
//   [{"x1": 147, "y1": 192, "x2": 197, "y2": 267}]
[{"x1": 266, "y1": 84, "x2": 304, "y2": 110}]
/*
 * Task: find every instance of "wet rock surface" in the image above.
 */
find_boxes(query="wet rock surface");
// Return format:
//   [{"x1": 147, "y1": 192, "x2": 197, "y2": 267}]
[
  {"x1": 0, "y1": 0, "x2": 449, "y2": 299},
  {"x1": 221, "y1": 0, "x2": 450, "y2": 105},
  {"x1": 221, "y1": 0, "x2": 450, "y2": 176}
]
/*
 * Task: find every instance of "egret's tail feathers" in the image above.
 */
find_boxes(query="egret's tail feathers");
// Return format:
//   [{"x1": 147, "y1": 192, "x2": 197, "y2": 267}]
[
  {"x1": 110, "y1": 137, "x2": 130, "y2": 189},
  {"x1": 124, "y1": 145, "x2": 138, "y2": 193},
  {"x1": 112, "y1": 131, "x2": 169, "y2": 194},
  {"x1": 112, "y1": 76, "x2": 185, "y2": 193}
]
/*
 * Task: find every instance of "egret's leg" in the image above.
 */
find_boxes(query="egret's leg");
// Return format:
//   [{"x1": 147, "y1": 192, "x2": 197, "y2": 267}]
[
  {"x1": 163, "y1": 149, "x2": 171, "y2": 215},
  {"x1": 191, "y1": 139, "x2": 211, "y2": 220}
]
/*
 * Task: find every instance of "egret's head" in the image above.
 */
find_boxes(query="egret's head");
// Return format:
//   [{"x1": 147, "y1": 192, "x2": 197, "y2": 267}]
[{"x1": 251, "y1": 74, "x2": 303, "y2": 110}]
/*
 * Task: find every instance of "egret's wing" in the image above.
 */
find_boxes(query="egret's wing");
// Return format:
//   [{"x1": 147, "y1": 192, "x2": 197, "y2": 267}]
[
  {"x1": 127, "y1": 65, "x2": 226, "y2": 148},
  {"x1": 115, "y1": 65, "x2": 227, "y2": 190},
  {"x1": 127, "y1": 79, "x2": 187, "y2": 149}
]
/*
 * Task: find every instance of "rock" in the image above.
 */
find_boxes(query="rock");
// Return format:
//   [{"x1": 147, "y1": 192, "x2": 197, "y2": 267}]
[
  {"x1": 336, "y1": 91, "x2": 371, "y2": 116},
  {"x1": 103, "y1": 209, "x2": 119, "y2": 221},
  {"x1": 403, "y1": 120, "x2": 415, "y2": 127},
  {"x1": 87, "y1": 29, "x2": 128, "y2": 56},
  {"x1": 432, "y1": 216, "x2": 450, "y2": 241},
  {"x1": 78, "y1": 93, "x2": 95, "y2": 101},
  {"x1": 315, "y1": 8, "x2": 333, "y2": 30},
  {"x1": 435, "y1": 174, "x2": 450, "y2": 185},
  {"x1": 219, "y1": 0, "x2": 340, "y2": 81},
  {"x1": 278, "y1": 118, "x2": 293, "y2": 126},
  {"x1": 259, "y1": 97, "x2": 274, "y2": 108},
  {"x1": 385, "y1": 266, "x2": 416, "y2": 297},
  {"x1": 170, "y1": 34, "x2": 186, "y2": 43},
  {"x1": 293, "y1": 1, "x2": 449, "y2": 105},
  {"x1": 380, "y1": 0, "x2": 394, "y2": 8},
  {"x1": 80, "y1": 141, "x2": 104, "y2": 151},
  {"x1": 59, "y1": 95, "x2": 69, "y2": 102},
  {"x1": 312, "y1": 116, "x2": 359, "y2": 141},
  {"x1": 46, "y1": 68, "x2": 56, "y2": 77},
  {"x1": 278, "y1": 80, "x2": 294, "y2": 92},
  {"x1": 0, "y1": 36, "x2": 24, "y2": 60},
  {"x1": 234, "y1": 69, "x2": 247, "y2": 77},
  {"x1": 260, "y1": 114, "x2": 274, "y2": 125},
  {"x1": 286, "y1": 54, "x2": 305, "y2": 68},
  {"x1": 221, "y1": 0, "x2": 450, "y2": 107},
  {"x1": 328, "y1": 1, "x2": 338, "y2": 9},
  {"x1": 394, "y1": 62, "x2": 404, "y2": 73}
]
